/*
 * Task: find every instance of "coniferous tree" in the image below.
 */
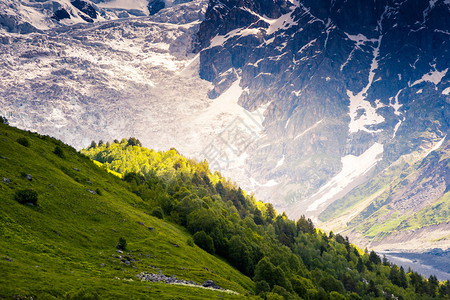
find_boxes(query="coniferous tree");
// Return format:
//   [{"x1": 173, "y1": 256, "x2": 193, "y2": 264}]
[{"x1": 0, "y1": 116, "x2": 8, "y2": 124}]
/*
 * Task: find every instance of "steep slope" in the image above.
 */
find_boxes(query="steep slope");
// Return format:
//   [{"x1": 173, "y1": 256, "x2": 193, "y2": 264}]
[
  {"x1": 0, "y1": 0, "x2": 213, "y2": 150},
  {"x1": 0, "y1": 123, "x2": 253, "y2": 298},
  {"x1": 319, "y1": 139, "x2": 450, "y2": 251},
  {"x1": 195, "y1": 0, "x2": 449, "y2": 217}
]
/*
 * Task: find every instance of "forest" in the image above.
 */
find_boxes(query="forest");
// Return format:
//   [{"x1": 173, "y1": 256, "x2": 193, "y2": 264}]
[{"x1": 82, "y1": 138, "x2": 450, "y2": 299}]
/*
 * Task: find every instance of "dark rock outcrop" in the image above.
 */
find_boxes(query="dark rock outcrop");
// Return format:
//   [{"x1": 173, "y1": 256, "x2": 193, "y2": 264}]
[
  {"x1": 148, "y1": 0, "x2": 166, "y2": 15},
  {"x1": 52, "y1": 9, "x2": 71, "y2": 21},
  {"x1": 71, "y1": 0, "x2": 98, "y2": 19}
]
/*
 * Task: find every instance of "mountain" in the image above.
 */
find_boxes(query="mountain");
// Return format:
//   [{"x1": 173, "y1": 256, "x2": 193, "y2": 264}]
[
  {"x1": 194, "y1": 0, "x2": 449, "y2": 218},
  {"x1": 0, "y1": 0, "x2": 195, "y2": 33},
  {"x1": 5, "y1": 122, "x2": 450, "y2": 298},
  {"x1": 1, "y1": 0, "x2": 449, "y2": 251}
]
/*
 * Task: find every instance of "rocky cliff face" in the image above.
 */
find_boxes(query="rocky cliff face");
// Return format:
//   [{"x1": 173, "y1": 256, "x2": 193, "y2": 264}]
[
  {"x1": 0, "y1": 0, "x2": 195, "y2": 33},
  {"x1": 194, "y1": 0, "x2": 449, "y2": 216}
]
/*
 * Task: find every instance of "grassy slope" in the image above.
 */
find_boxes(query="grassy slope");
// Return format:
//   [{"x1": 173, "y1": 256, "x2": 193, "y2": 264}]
[{"x1": 0, "y1": 124, "x2": 254, "y2": 299}]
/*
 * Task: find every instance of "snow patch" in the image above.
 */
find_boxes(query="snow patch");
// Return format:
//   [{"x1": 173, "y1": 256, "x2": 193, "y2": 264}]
[
  {"x1": 442, "y1": 87, "x2": 450, "y2": 95},
  {"x1": 97, "y1": 0, "x2": 149, "y2": 11},
  {"x1": 347, "y1": 33, "x2": 385, "y2": 133},
  {"x1": 346, "y1": 33, "x2": 378, "y2": 45},
  {"x1": 412, "y1": 66, "x2": 448, "y2": 86},
  {"x1": 306, "y1": 143, "x2": 384, "y2": 212},
  {"x1": 294, "y1": 119, "x2": 323, "y2": 140},
  {"x1": 392, "y1": 119, "x2": 402, "y2": 138},
  {"x1": 266, "y1": 11, "x2": 297, "y2": 35},
  {"x1": 298, "y1": 39, "x2": 317, "y2": 54},
  {"x1": 285, "y1": 118, "x2": 291, "y2": 129},
  {"x1": 341, "y1": 33, "x2": 378, "y2": 71},
  {"x1": 209, "y1": 27, "x2": 261, "y2": 48},
  {"x1": 276, "y1": 155, "x2": 285, "y2": 168},
  {"x1": 424, "y1": 136, "x2": 446, "y2": 157},
  {"x1": 243, "y1": 7, "x2": 297, "y2": 35},
  {"x1": 390, "y1": 90, "x2": 403, "y2": 116}
]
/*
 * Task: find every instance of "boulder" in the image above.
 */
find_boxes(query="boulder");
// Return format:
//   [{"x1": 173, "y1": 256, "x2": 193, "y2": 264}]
[{"x1": 202, "y1": 280, "x2": 221, "y2": 289}]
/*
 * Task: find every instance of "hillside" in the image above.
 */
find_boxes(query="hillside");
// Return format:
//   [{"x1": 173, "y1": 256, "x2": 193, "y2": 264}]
[
  {"x1": 80, "y1": 135, "x2": 450, "y2": 298},
  {"x1": 0, "y1": 123, "x2": 253, "y2": 299},
  {"x1": 1, "y1": 122, "x2": 450, "y2": 299}
]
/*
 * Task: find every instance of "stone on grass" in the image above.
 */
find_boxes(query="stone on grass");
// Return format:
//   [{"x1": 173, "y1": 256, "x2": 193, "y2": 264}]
[{"x1": 202, "y1": 280, "x2": 220, "y2": 289}]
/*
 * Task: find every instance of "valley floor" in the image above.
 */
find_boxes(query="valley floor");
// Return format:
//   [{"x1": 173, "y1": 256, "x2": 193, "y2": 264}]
[{"x1": 379, "y1": 251, "x2": 450, "y2": 281}]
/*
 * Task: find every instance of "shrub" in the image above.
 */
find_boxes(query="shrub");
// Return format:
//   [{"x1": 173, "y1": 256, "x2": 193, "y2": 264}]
[
  {"x1": 15, "y1": 189, "x2": 38, "y2": 205},
  {"x1": 95, "y1": 188, "x2": 102, "y2": 196},
  {"x1": 187, "y1": 238, "x2": 194, "y2": 247},
  {"x1": 17, "y1": 137, "x2": 30, "y2": 147},
  {"x1": 53, "y1": 146, "x2": 65, "y2": 158},
  {"x1": 151, "y1": 207, "x2": 164, "y2": 219},
  {"x1": 117, "y1": 237, "x2": 127, "y2": 251},
  {"x1": 0, "y1": 116, "x2": 8, "y2": 125}
]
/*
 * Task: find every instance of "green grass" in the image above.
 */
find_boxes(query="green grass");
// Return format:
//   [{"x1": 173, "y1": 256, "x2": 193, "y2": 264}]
[
  {"x1": 0, "y1": 124, "x2": 254, "y2": 298},
  {"x1": 352, "y1": 192, "x2": 450, "y2": 239},
  {"x1": 399, "y1": 192, "x2": 450, "y2": 231}
]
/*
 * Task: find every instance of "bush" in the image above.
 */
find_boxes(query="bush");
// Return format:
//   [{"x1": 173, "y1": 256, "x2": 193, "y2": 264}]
[
  {"x1": 193, "y1": 231, "x2": 215, "y2": 254},
  {"x1": 187, "y1": 238, "x2": 194, "y2": 247},
  {"x1": 0, "y1": 116, "x2": 8, "y2": 125},
  {"x1": 95, "y1": 188, "x2": 102, "y2": 196},
  {"x1": 15, "y1": 189, "x2": 38, "y2": 205},
  {"x1": 17, "y1": 137, "x2": 30, "y2": 147},
  {"x1": 53, "y1": 146, "x2": 65, "y2": 158},
  {"x1": 117, "y1": 237, "x2": 127, "y2": 251},
  {"x1": 151, "y1": 207, "x2": 164, "y2": 219}
]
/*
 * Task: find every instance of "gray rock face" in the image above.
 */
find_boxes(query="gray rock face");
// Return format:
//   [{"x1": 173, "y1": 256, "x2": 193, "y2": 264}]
[{"x1": 195, "y1": 0, "x2": 449, "y2": 216}]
